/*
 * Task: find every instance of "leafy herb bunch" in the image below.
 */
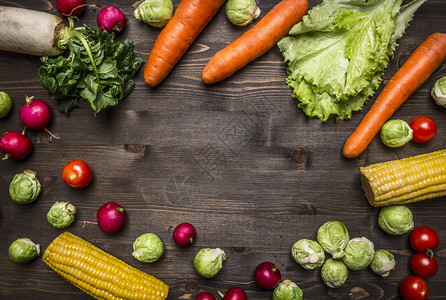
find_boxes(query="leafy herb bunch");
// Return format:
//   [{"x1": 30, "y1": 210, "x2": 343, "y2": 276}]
[{"x1": 39, "y1": 18, "x2": 143, "y2": 114}]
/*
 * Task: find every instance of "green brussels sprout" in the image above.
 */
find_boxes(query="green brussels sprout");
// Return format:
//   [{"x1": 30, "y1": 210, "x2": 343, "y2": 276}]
[
  {"x1": 321, "y1": 258, "x2": 348, "y2": 288},
  {"x1": 378, "y1": 205, "x2": 414, "y2": 235},
  {"x1": 291, "y1": 239, "x2": 325, "y2": 270},
  {"x1": 369, "y1": 249, "x2": 396, "y2": 277},
  {"x1": 134, "y1": 0, "x2": 173, "y2": 28},
  {"x1": 341, "y1": 237, "x2": 375, "y2": 271},
  {"x1": 47, "y1": 201, "x2": 76, "y2": 228},
  {"x1": 9, "y1": 238, "x2": 40, "y2": 263},
  {"x1": 317, "y1": 221, "x2": 350, "y2": 259},
  {"x1": 225, "y1": 0, "x2": 261, "y2": 26},
  {"x1": 9, "y1": 170, "x2": 41, "y2": 204},
  {"x1": 431, "y1": 76, "x2": 446, "y2": 107},
  {"x1": 0, "y1": 91, "x2": 12, "y2": 118},
  {"x1": 132, "y1": 233, "x2": 164, "y2": 263},
  {"x1": 193, "y1": 248, "x2": 226, "y2": 278},
  {"x1": 380, "y1": 119, "x2": 413, "y2": 148},
  {"x1": 273, "y1": 279, "x2": 303, "y2": 300}
]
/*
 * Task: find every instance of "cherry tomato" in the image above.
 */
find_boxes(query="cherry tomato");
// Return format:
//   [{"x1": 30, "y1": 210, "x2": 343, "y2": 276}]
[
  {"x1": 400, "y1": 276, "x2": 429, "y2": 300},
  {"x1": 409, "y1": 116, "x2": 437, "y2": 143},
  {"x1": 62, "y1": 159, "x2": 92, "y2": 189},
  {"x1": 410, "y1": 227, "x2": 439, "y2": 252},
  {"x1": 410, "y1": 252, "x2": 438, "y2": 278}
]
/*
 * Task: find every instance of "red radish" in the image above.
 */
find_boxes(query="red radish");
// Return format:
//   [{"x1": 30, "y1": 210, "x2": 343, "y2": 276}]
[
  {"x1": 173, "y1": 222, "x2": 196, "y2": 247},
  {"x1": 97, "y1": 6, "x2": 126, "y2": 34},
  {"x1": 55, "y1": 0, "x2": 86, "y2": 17},
  {"x1": 97, "y1": 202, "x2": 126, "y2": 233},
  {"x1": 195, "y1": 292, "x2": 216, "y2": 300},
  {"x1": 223, "y1": 287, "x2": 247, "y2": 300},
  {"x1": 254, "y1": 261, "x2": 281, "y2": 289},
  {"x1": 0, "y1": 131, "x2": 32, "y2": 160},
  {"x1": 19, "y1": 96, "x2": 58, "y2": 139}
]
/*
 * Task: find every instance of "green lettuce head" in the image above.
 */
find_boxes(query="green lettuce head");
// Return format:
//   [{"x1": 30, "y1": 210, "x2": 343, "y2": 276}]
[
  {"x1": 132, "y1": 233, "x2": 164, "y2": 263},
  {"x1": 134, "y1": 0, "x2": 173, "y2": 28},
  {"x1": 9, "y1": 170, "x2": 41, "y2": 204},
  {"x1": 321, "y1": 258, "x2": 348, "y2": 288},
  {"x1": 291, "y1": 239, "x2": 325, "y2": 270},
  {"x1": 317, "y1": 221, "x2": 349, "y2": 259},
  {"x1": 47, "y1": 202, "x2": 76, "y2": 228},
  {"x1": 273, "y1": 280, "x2": 303, "y2": 300},
  {"x1": 342, "y1": 237, "x2": 375, "y2": 271},
  {"x1": 193, "y1": 248, "x2": 226, "y2": 278},
  {"x1": 370, "y1": 249, "x2": 396, "y2": 277},
  {"x1": 9, "y1": 238, "x2": 40, "y2": 263},
  {"x1": 380, "y1": 119, "x2": 413, "y2": 147},
  {"x1": 225, "y1": 0, "x2": 261, "y2": 26},
  {"x1": 378, "y1": 205, "x2": 414, "y2": 235}
]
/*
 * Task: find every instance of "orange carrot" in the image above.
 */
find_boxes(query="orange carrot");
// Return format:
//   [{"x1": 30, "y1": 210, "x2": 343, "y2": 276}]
[
  {"x1": 343, "y1": 32, "x2": 446, "y2": 159},
  {"x1": 201, "y1": 0, "x2": 308, "y2": 84},
  {"x1": 144, "y1": 0, "x2": 225, "y2": 87}
]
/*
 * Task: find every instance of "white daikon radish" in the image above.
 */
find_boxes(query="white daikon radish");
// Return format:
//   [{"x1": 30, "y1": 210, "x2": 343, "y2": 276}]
[{"x1": 0, "y1": 6, "x2": 67, "y2": 56}]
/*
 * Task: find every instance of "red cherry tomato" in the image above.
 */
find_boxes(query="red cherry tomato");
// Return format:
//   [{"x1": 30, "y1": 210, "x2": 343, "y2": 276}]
[
  {"x1": 410, "y1": 252, "x2": 438, "y2": 278},
  {"x1": 62, "y1": 159, "x2": 92, "y2": 189},
  {"x1": 410, "y1": 227, "x2": 439, "y2": 252},
  {"x1": 409, "y1": 116, "x2": 437, "y2": 143},
  {"x1": 400, "y1": 276, "x2": 429, "y2": 300}
]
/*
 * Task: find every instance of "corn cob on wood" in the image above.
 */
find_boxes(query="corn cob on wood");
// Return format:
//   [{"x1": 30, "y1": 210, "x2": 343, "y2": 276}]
[
  {"x1": 43, "y1": 232, "x2": 168, "y2": 300},
  {"x1": 360, "y1": 149, "x2": 446, "y2": 206}
]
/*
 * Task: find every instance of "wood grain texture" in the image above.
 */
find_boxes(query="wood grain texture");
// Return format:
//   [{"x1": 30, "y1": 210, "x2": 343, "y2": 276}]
[{"x1": 0, "y1": 0, "x2": 445, "y2": 299}]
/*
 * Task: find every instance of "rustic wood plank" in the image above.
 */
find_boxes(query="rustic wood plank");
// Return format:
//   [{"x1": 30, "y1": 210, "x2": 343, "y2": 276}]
[{"x1": 0, "y1": 0, "x2": 445, "y2": 299}]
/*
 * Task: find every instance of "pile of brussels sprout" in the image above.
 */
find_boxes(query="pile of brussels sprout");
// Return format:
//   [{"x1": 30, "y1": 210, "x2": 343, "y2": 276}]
[{"x1": 290, "y1": 211, "x2": 412, "y2": 289}]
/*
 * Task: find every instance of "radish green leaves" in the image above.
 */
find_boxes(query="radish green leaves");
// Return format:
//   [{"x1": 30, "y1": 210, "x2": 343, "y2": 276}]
[
  {"x1": 278, "y1": 0, "x2": 426, "y2": 121},
  {"x1": 39, "y1": 19, "x2": 143, "y2": 114}
]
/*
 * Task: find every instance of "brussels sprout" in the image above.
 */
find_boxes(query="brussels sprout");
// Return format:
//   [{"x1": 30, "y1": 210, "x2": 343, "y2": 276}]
[
  {"x1": 341, "y1": 237, "x2": 375, "y2": 271},
  {"x1": 9, "y1": 238, "x2": 40, "y2": 263},
  {"x1": 321, "y1": 258, "x2": 348, "y2": 288},
  {"x1": 317, "y1": 221, "x2": 350, "y2": 259},
  {"x1": 9, "y1": 170, "x2": 41, "y2": 204},
  {"x1": 370, "y1": 249, "x2": 396, "y2": 277},
  {"x1": 225, "y1": 0, "x2": 261, "y2": 26},
  {"x1": 380, "y1": 119, "x2": 413, "y2": 148},
  {"x1": 431, "y1": 76, "x2": 446, "y2": 107},
  {"x1": 47, "y1": 201, "x2": 76, "y2": 228},
  {"x1": 378, "y1": 205, "x2": 413, "y2": 235},
  {"x1": 291, "y1": 239, "x2": 325, "y2": 270},
  {"x1": 0, "y1": 91, "x2": 12, "y2": 118},
  {"x1": 273, "y1": 279, "x2": 303, "y2": 300},
  {"x1": 132, "y1": 233, "x2": 164, "y2": 263},
  {"x1": 134, "y1": 0, "x2": 173, "y2": 28},
  {"x1": 193, "y1": 248, "x2": 226, "y2": 278}
]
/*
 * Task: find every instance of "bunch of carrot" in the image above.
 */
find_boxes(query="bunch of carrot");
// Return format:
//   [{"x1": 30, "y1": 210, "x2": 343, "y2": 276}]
[{"x1": 143, "y1": 0, "x2": 309, "y2": 87}]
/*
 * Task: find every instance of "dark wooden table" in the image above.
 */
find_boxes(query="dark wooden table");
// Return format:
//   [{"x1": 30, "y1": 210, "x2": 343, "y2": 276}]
[{"x1": 1, "y1": 0, "x2": 445, "y2": 299}]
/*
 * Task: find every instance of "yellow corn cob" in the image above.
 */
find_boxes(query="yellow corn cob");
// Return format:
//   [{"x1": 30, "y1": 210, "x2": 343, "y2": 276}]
[
  {"x1": 360, "y1": 149, "x2": 446, "y2": 206},
  {"x1": 42, "y1": 232, "x2": 168, "y2": 300}
]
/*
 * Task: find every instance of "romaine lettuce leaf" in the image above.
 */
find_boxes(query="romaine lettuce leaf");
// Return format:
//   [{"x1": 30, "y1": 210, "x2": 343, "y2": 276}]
[{"x1": 278, "y1": 0, "x2": 426, "y2": 121}]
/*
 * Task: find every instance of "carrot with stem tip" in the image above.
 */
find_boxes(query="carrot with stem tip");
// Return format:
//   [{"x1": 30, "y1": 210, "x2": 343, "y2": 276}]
[
  {"x1": 201, "y1": 0, "x2": 308, "y2": 84},
  {"x1": 343, "y1": 32, "x2": 446, "y2": 159},
  {"x1": 144, "y1": 0, "x2": 226, "y2": 87}
]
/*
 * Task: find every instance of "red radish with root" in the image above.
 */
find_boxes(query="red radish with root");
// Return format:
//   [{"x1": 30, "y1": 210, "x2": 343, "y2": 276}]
[
  {"x1": 19, "y1": 96, "x2": 58, "y2": 139},
  {"x1": 223, "y1": 287, "x2": 247, "y2": 300},
  {"x1": 97, "y1": 6, "x2": 126, "y2": 34},
  {"x1": 254, "y1": 261, "x2": 282, "y2": 289},
  {"x1": 195, "y1": 292, "x2": 216, "y2": 300},
  {"x1": 55, "y1": 0, "x2": 86, "y2": 17},
  {"x1": 0, "y1": 131, "x2": 32, "y2": 160},
  {"x1": 97, "y1": 202, "x2": 126, "y2": 233},
  {"x1": 173, "y1": 222, "x2": 196, "y2": 247}
]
